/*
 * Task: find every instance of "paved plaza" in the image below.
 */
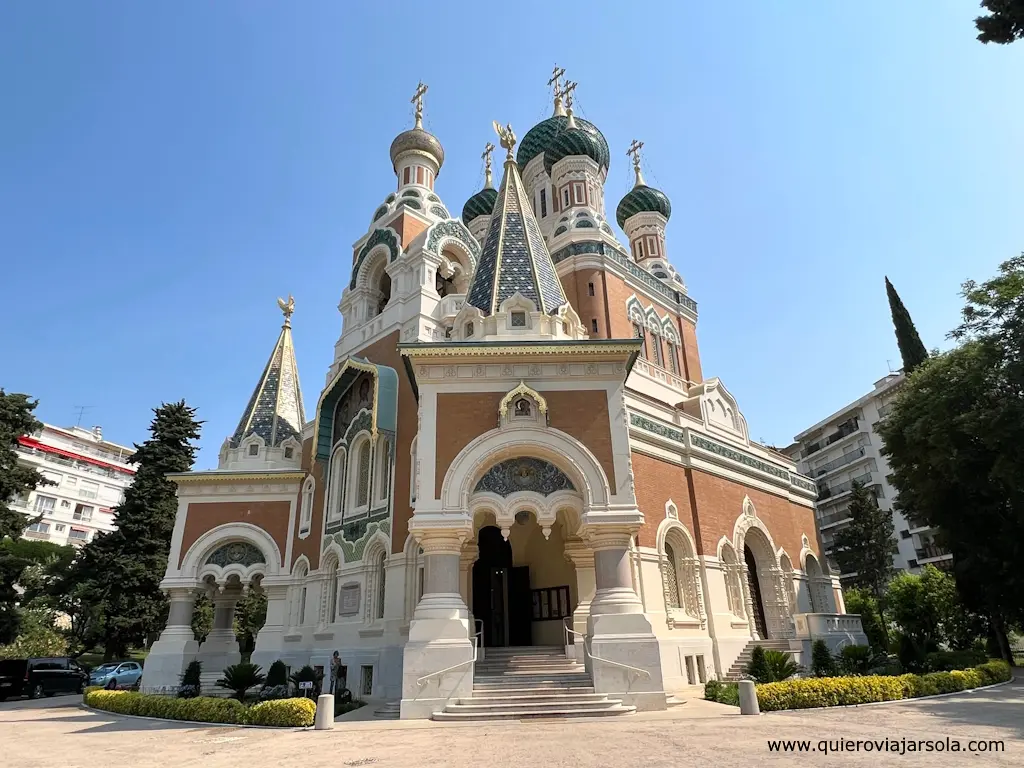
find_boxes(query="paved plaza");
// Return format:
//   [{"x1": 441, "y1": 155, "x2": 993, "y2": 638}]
[{"x1": 1, "y1": 678, "x2": 1020, "y2": 768}]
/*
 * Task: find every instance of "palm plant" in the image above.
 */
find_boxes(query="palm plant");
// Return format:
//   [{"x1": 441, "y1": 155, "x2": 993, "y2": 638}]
[
  {"x1": 288, "y1": 665, "x2": 323, "y2": 698},
  {"x1": 746, "y1": 647, "x2": 799, "y2": 683},
  {"x1": 216, "y1": 662, "x2": 266, "y2": 701}
]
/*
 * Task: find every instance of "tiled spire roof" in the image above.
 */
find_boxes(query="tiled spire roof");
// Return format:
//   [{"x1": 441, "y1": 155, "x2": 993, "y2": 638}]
[
  {"x1": 229, "y1": 297, "x2": 305, "y2": 448},
  {"x1": 465, "y1": 135, "x2": 568, "y2": 316}
]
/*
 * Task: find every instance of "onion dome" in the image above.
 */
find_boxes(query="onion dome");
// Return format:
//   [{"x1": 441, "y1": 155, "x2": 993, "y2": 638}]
[
  {"x1": 389, "y1": 128, "x2": 445, "y2": 173},
  {"x1": 516, "y1": 115, "x2": 610, "y2": 174},
  {"x1": 616, "y1": 184, "x2": 672, "y2": 229},
  {"x1": 462, "y1": 186, "x2": 498, "y2": 225},
  {"x1": 616, "y1": 140, "x2": 671, "y2": 229}
]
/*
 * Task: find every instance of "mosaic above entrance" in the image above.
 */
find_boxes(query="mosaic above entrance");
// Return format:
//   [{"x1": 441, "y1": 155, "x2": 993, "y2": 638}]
[
  {"x1": 474, "y1": 457, "x2": 576, "y2": 497},
  {"x1": 205, "y1": 541, "x2": 265, "y2": 568}
]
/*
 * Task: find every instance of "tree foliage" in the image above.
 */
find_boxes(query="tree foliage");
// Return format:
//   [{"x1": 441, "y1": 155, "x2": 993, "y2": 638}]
[
  {"x1": 0, "y1": 608, "x2": 69, "y2": 660},
  {"x1": 879, "y1": 256, "x2": 1024, "y2": 661},
  {"x1": 975, "y1": 0, "x2": 1024, "y2": 44},
  {"x1": 64, "y1": 401, "x2": 201, "y2": 659},
  {"x1": 233, "y1": 589, "x2": 267, "y2": 657},
  {"x1": 885, "y1": 277, "x2": 929, "y2": 374},
  {"x1": 844, "y1": 587, "x2": 889, "y2": 655},
  {"x1": 0, "y1": 390, "x2": 48, "y2": 643},
  {"x1": 831, "y1": 481, "x2": 896, "y2": 599}
]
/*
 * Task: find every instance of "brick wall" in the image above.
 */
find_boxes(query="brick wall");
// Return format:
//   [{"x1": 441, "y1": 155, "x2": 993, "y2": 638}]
[
  {"x1": 179, "y1": 500, "x2": 291, "y2": 568},
  {"x1": 434, "y1": 392, "x2": 503, "y2": 498},
  {"x1": 290, "y1": 435, "x2": 323, "y2": 570},
  {"x1": 543, "y1": 390, "x2": 616, "y2": 489}
]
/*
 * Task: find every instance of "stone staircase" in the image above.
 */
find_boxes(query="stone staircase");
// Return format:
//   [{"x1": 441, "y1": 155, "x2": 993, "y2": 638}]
[
  {"x1": 723, "y1": 639, "x2": 794, "y2": 681},
  {"x1": 431, "y1": 645, "x2": 636, "y2": 721}
]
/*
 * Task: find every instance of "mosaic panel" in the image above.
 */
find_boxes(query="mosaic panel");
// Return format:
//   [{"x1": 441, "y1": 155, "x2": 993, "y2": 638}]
[
  {"x1": 474, "y1": 457, "x2": 576, "y2": 497},
  {"x1": 206, "y1": 541, "x2": 265, "y2": 567}
]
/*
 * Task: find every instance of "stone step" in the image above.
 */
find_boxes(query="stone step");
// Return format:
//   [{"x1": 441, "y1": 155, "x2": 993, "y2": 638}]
[
  {"x1": 373, "y1": 701, "x2": 400, "y2": 719},
  {"x1": 460, "y1": 691, "x2": 609, "y2": 705},
  {"x1": 474, "y1": 675, "x2": 593, "y2": 685},
  {"x1": 445, "y1": 697, "x2": 625, "y2": 714},
  {"x1": 470, "y1": 685, "x2": 597, "y2": 696},
  {"x1": 475, "y1": 666, "x2": 585, "y2": 675},
  {"x1": 432, "y1": 704, "x2": 636, "y2": 721}
]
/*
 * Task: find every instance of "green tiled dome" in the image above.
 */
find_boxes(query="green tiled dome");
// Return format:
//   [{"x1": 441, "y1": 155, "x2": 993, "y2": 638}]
[
  {"x1": 517, "y1": 115, "x2": 610, "y2": 174},
  {"x1": 461, "y1": 187, "x2": 498, "y2": 225},
  {"x1": 616, "y1": 185, "x2": 672, "y2": 229}
]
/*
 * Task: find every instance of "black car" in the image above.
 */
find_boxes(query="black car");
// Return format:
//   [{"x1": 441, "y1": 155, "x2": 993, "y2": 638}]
[{"x1": 0, "y1": 657, "x2": 88, "y2": 700}]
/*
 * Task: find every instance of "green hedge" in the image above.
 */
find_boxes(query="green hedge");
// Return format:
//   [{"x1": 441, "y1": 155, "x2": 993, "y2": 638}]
[
  {"x1": 84, "y1": 690, "x2": 316, "y2": 727},
  {"x1": 754, "y1": 660, "x2": 1011, "y2": 712},
  {"x1": 703, "y1": 680, "x2": 740, "y2": 706}
]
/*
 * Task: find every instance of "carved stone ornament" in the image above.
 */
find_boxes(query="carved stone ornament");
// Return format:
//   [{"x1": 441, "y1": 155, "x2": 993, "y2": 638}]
[{"x1": 205, "y1": 541, "x2": 266, "y2": 568}]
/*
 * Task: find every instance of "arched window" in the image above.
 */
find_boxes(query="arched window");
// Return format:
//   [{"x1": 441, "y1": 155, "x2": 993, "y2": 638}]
[
  {"x1": 436, "y1": 269, "x2": 455, "y2": 297},
  {"x1": 664, "y1": 542, "x2": 682, "y2": 609},
  {"x1": 322, "y1": 556, "x2": 339, "y2": 624},
  {"x1": 633, "y1": 323, "x2": 647, "y2": 359},
  {"x1": 328, "y1": 447, "x2": 345, "y2": 521},
  {"x1": 376, "y1": 271, "x2": 391, "y2": 316},
  {"x1": 374, "y1": 436, "x2": 391, "y2": 507},
  {"x1": 299, "y1": 477, "x2": 314, "y2": 534},
  {"x1": 292, "y1": 562, "x2": 308, "y2": 626},
  {"x1": 346, "y1": 436, "x2": 371, "y2": 515},
  {"x1": 357, "y1": 441, "x2": 371, "y2": 507},
  {"x1": 375, "y1": 551, "x2": 387, "y2": 620}
]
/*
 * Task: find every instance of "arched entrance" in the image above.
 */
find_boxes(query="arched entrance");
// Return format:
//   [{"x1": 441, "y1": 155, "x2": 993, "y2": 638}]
[
  {"x1": 743, "y1": 545, "x2": 768, "y2": 638},
  {"x1": 472, "y1": 525, "x2": 532, "y2": 647}
]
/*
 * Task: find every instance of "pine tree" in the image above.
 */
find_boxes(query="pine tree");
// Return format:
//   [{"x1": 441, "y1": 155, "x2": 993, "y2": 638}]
[
  {"x1": 885, "y1": 277, "x2": 929, "y2": 374},
  {"x1": 70, "y1": 401, "x2": 201, "y2": 659},
  {"x1": 832, "y1": 481, "x2": 896, "y2": 599},
  {"x1": 0, "y1": 391, "x2": 49, "y2": 643}
]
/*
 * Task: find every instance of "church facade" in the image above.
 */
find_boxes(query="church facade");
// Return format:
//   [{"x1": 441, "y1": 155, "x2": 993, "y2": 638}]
[{"x1": 141, "y1": 76, "x2": 864, "y2": 718}]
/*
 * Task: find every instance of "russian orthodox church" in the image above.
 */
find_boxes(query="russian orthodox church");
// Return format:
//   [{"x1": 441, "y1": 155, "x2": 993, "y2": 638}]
[{"x1": 143, "y1": 74, "x2": 864, "y2": 718}]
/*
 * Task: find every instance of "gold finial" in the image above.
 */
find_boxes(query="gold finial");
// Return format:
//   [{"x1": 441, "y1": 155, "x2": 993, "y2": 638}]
[
  {"x1": 482, "y1": 142, "x2": 495, "y2": 189},
  {"x1": 411, "y1": 81, "x2": 428, "y2": 129},
  {"x1": 277, "y1": 295, "x2": 295, "y2": 327},
  {"x1": 627, "y1": 139, "x2": 645, "y2": 186},
  {"x1": 492, "y1": 121, "x2": 517, "y2": 161},
  {"x1": 548, "y1": 65, "x2": 566, "y2": 116},
  {"x1": 563, "y1": 81, "x2": 578, "y2": 129}
]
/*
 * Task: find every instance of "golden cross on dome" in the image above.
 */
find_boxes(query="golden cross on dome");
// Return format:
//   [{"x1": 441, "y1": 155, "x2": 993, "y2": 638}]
[
  {"x1": 562, "y1": 80, "x2": 577, "y2": 110},
  {"x1": 548, "y1": 65, "x2": 567, "y2": 115},
  {"x1": 627, "y1": 139, "x2": 645, "y2": 186},
  {"x1": 411, "y1": 81, "x2": 428, "y2": 129},
  {"x1": 492, "y1": 121, "x2": 517, "y2": 160},
  {"x1": 482, "y1": 142, "x2": 495, "y2": 188},
  {"x1": 277, "y1": 295, "x2": 295, "y2": 327}
]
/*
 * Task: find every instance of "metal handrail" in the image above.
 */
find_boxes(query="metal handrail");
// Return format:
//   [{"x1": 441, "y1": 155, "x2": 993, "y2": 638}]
[
  {"x1": 416, "y1": 624, "x2": 482, "y2": 688},
  {"x1": 563, "y1": 617, "x2": 651, "y2": 682}
]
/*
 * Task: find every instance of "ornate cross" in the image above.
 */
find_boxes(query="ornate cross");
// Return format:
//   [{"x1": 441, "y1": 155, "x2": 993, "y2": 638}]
[
  {"x1": 562, "y1": 80, "x2": 577, "y2": 111},
  {"x1": 548, "y1": 65, "x2": 566, "y2": 98},
  {"x1": 482, "y1": 142, "x2": 495, "y2": 187},
  {"x1": 627, "y1": 139, "x2": 645, "y2": 186},
  {"x1": 411, "y1": 81, "x2": 428, "y2": 128}
]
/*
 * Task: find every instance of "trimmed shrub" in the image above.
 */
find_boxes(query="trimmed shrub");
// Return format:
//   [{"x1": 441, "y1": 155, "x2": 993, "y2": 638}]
[
  {"x1": 83, "y1": 685, "x2": 103, "y2": 696},
  {"x1": 838, "y1": 645, "x2": 874, "y2": 675},
  {"x1": 746, "y1": 645, "x2": 768, "y2": 682},
  {"x1": 811, "y1": 640, "x2": 837, "y2": 677},
  {"x1": 85, "y1": 689, "x2": 319, "y2": 727},
  {"x1": 923, "y1": 649, "x2": 987, "y2": 673},
  {"x1": 703, "y1": 680, "x2": 739, "y2": 706},
  {"x1": 178, "y1": 659, "x2": 202, "y2": 699},
  {"x1": 245, "y1": 697, "x2": 316, "y2": 727},
  {"x1": 265, "y1": 660, "x2": 288, "y2": 688},
  {"x1": 755, "y1": 660, "x2": 1011, "y2": 711}
]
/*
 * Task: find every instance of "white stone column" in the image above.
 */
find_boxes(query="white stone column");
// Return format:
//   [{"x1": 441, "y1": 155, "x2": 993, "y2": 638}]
[
  {"x1": 140, "y1": 587, "x2": 200, "y2": 692},
  {"x1": 197, "y1": 586, "x2": 242, "y2": 693},
  {"x1": 586, "y1": 527, "x2": 666, "y2": 711},
  {"x1": 564, "y1": 541, "x2": 595, "y2": 663},
  {"x1": 400, "y1": 527, "x2": 474, "y2": 719},
  {"x1": 250, "y1": 581, "x2": 290, "y2": 671}
]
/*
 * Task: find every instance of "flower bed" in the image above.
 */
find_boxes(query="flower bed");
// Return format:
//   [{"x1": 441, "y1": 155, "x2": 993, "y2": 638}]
[
  {"x1": 704, "y1": 660, "x2": 1011, "y2": 711},
  {"x1": 84, "y1": 689, "x2": 317, "y2": 727}
]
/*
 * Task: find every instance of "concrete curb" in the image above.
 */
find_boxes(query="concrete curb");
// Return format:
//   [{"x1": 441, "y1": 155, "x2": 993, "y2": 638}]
[
  {"x1": 79, "y1": 702, "x2": 310, "y2": 730},
  {"x1": 757, "y1": 676, "x2": 1016, "y2": 715}
]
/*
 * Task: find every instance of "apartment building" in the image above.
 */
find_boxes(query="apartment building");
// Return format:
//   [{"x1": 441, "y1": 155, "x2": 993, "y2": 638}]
[
  {"x1": 784, "y1": 373, "x2": 951, "y2": 579},
  {"x1": 12, "y1": 423, "x2": 136, "y2": 547}
]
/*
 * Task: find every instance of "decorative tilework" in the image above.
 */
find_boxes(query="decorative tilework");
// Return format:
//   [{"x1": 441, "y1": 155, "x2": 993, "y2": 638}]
[
  {"x1": 429, "y1": 205, "x2": 450, "y2": 218},
  {"x1": 690, "y1": 434, "x2": 790, "y2": 481},
  {"x1": 373, "y1": 205, "x2": 388, "y2": 221},
  {"x1": 323, "y1": 517, "x2": 391, "y2": 563},
  {"x1": 402, "y1": 190, "x2": 420, "y2": 198},
  {"x1": 398, "y1": 199, "x2": 422, "y2": 210},
  {"x1": 615, "y1": 184, "x2": 672, "y2": 229},
  {"x1": 629, "y1": 413, "x2": 686, "y2": 443},
  {"x1": 206, "y1": 541, "x2": 265, "y2": 567},
  {"x1": 575, "y1": 219, "x2": 595, "y2": 228},
  {"x1": 425, "y1": 219, "x2": 482, "y2": 258},
  {"x1": 554, "y1": 226, "x2": 568, "y2": 236},
  {"x1": 516, "y1": 115, "x2": 609, "y2": 172},
  {"x1": 474, "y1": 457, "x2": 575, "y2": 496},
  {"x1": 349, "y1": 229, "x2": 400, "y2": 290},
  {"x1": 427, "y1": 194, "x2": 440, "y2": 203}
]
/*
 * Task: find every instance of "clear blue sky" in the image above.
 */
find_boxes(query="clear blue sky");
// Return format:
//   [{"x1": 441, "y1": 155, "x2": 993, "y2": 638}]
[{"x1": 2, "y1": 2, "x2": 1021, "y2": 468}]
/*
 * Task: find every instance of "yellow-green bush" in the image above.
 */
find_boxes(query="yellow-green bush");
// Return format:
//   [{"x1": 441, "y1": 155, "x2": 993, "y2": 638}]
[
  {"x1": 85, "y1": 689, "x2": 316, "y2": 727},
  {"x1": 83, "y1": 686, "x2": 103, "y2": 696},
  {"x1": 245, "y1": 697, "x2": 316, "y2": 727},
  {"x1": 755, "y1": 660, "x2": 1011, "y2": 712}
]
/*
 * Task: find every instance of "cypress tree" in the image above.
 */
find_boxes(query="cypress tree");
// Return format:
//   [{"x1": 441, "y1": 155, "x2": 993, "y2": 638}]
[
  {"x1": 832, "y1": 481, "x2": 896, "y2": 599},
  {"x1": 885, "y1": 277, "x2": 929, "y2": 374},
  {"x1": 71, "y1": 401, "x2": 201, "y2": 659}
]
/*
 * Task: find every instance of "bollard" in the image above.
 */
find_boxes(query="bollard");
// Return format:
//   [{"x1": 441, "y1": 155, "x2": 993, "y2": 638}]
[
  {"x1": 314, "y1": 694, "x2": 335, "y2": 730},
  {"x1": 738, "y1": 680, "x2": 760, "y2": 715}
]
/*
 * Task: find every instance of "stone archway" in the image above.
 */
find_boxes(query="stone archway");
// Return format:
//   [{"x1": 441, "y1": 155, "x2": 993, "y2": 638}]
[{"x1": 734, "y1": 503, "x2": 791, "y2": 640}]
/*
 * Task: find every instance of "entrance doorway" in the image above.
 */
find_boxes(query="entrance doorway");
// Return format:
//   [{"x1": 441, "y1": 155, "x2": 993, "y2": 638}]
[
  {"x1": 472, "y1": 526, "x2": 532, "y2": 647},
  {"x1": 744, "y1": 545, "x2": 768, "y2": 638}
]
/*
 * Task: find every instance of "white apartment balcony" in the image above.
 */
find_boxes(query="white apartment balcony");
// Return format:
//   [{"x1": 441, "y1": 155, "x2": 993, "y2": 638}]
[
  {"x1": 808, "y1": 446, "x2": 871, "y2": 479},
  {"x1": 817, "y1": 510, "x2": 852, "y2": 531},
  {"x1": 816, "y1": 471, "x2": 875, "y2": 506}
]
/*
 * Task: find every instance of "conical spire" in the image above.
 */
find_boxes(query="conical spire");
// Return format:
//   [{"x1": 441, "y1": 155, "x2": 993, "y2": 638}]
[
  {"x1": 885, "y1": 277, "x2": 929, "y2": 374},
  {"x1": 229, "y1": 296, "x2": 306, "y2": 448},
  {"x1": 465, "y1": 122, "x2": 569, "y2": 316}
]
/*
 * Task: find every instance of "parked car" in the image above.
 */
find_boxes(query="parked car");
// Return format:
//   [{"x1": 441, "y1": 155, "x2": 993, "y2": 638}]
[
  {"x1": 89, "y1": 660, "x2": 143, "y2": 690},
  {"x1": 0, "y1": 657, "x2": 88, "y2": 700}
]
